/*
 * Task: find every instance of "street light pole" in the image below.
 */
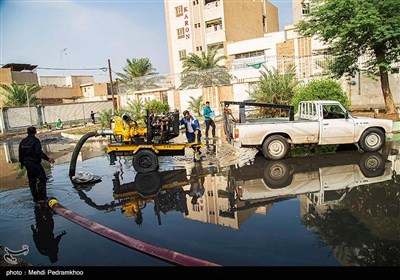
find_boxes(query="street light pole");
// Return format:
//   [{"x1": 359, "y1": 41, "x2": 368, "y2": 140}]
[
  {"x1": 108, "y1": 59, "x2": 116, "y2": 113},
  {"x1": 26, "y1": 86, "x2": 33, "y2": 126}
]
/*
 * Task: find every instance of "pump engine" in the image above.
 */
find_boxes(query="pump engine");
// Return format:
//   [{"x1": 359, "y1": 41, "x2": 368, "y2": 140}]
[{"x1": 112, "y1": 110, "x2": 180, "y2": 144}]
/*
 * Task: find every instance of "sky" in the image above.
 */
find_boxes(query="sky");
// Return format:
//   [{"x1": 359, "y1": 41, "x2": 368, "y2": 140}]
[{"x1": 1, "y1": 0, "x2": 293, "y2": 83}]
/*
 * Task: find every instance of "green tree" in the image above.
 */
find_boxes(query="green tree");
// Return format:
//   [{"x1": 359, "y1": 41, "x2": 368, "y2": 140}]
[
  {"x1": 296, "y1": 0, "x2": 400, "y2": 114},
  {"x1": 98, "y1": 108, "x2": 114, "y2": 128},
  {"x1": 126, "y1": 100, "x2": 145, "y2": 121},
  {"x1": 145, "y1": 100, "x2": 170, "y2": 115},
  {"x1": 116, "y1": 58, "x2": 159, "y2": 91},
  {"x1": 187, "y1": 96, "x2": 204, "y2": 116},
  {"x1": 251, "y1": 65, "x2": 298, "y2": 105},
  {"x1": 179, "y1": 46, "x2": 231, "y2": 89},
  {"x1": 0, "y1": 82, "x2": 41, "y2": 107},
  {"x1": 292, "y1": 79, "x2": 349, "y2": 112}
]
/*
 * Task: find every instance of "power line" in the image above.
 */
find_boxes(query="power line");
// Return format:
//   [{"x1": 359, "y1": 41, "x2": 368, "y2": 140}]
[
  {"x1": 38, "y1": 67, "x2": 108, "y2": 71},
  {"x1": 0, "y1": 64, "x2": 108, "y2": 72}
]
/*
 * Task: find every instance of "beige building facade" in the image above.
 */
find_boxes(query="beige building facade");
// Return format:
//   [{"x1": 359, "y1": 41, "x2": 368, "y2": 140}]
[
  {"x1": 0, "y1": 63, "x2": 110, "y2": 106},
  {"x1": 164, "y1": 0, "x2": 278, "y2": 89}
]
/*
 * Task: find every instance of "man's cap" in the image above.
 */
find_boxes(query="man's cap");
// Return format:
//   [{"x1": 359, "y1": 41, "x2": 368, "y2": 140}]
[{"x1": 27, "y1": 126, "x2": 37, "y2": 134}]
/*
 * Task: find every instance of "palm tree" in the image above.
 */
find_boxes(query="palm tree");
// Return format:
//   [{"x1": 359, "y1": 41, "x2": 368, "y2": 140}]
[
  {"x1": 0, "y1": 82, "x2": 41, "y2": 107},
  {"x1": 116, "y1": 58, "x2": 159, "y2": 91},
  {"x1": 179, "y1": 46, "x2": 231, "y2": 89},
  {"x1": 250, "y1": 65, "x2": 298, "y2": 117},
  {"x1": 188, "y1": 96, "x2": 204, "y2": 116}
]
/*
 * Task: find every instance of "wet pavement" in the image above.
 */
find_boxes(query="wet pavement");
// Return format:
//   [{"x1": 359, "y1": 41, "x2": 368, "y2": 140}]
[{"x1": 0, "y1": 129, "x2": 399, "y2": 266}]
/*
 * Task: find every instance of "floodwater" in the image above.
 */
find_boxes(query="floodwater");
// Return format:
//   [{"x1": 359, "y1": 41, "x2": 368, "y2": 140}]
[{"x1": 1, "y1": 132, "x2": 399, "y2": 267}]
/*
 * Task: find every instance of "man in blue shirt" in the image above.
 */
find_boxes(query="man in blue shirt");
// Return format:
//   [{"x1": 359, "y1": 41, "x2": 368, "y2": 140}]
[
  {"x1": 180, "y1": 110, "x2": 201, "y2": 143},
  {"x1": 203, "y1": 101, "x2": 216, "y2": 139}
]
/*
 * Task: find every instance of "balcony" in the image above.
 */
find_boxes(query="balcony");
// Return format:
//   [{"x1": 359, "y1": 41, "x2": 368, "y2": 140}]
[
  {"x1": 233, "y1": 55, "x2": 266, "y2": 71},
  {"x1": 204, "y1": 0, "x2": 223, "y2": 22}
]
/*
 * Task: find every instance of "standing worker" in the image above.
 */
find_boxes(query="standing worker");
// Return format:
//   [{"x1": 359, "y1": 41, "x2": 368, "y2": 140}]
[
  {"x1": 180, "y1": 110, "x2": 201, "y2": 143},
  {"x1": 90, "y1": 111, "x2": 96, "y2": 124},
  {"x1": 203, "y1": 101, "x2": 216, "y2": 140},
  {"x1": 19, "y1": 126, "x2": 55, "y2": 202}
]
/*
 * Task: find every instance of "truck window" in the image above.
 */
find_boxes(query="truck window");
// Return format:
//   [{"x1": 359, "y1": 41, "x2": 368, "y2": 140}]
[{"x1": 323, "y1": 105, "x2": 345, "y2": 119}]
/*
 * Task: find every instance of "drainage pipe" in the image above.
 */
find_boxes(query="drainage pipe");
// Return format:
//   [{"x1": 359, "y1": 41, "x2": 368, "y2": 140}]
[
  {"x1": 69, "y1": 129, "x2": 114, "y2": 177},
  {"x1": 47, "y1": 198, "x2": 219, "y2": 267}
]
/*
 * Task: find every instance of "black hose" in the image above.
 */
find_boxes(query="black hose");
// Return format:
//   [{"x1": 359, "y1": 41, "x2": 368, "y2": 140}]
[{"x1": 69, "y1": 131, "x2": 98, "y2": 177}]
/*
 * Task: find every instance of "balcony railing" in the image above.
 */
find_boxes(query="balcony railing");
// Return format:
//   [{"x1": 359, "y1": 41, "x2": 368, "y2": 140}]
[{"x1": 205, "y1": 0, "x2": 220, "y2": 9}]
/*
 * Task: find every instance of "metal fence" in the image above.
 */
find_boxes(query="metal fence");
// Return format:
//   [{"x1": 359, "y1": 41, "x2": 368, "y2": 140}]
[{"x1": 0, "y1": 101, "x2": 112, "y2": 133}]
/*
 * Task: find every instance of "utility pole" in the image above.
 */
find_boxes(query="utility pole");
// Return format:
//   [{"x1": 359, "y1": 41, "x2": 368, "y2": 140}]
[
  {"x1": 26, "y1": 87, "x2": 33, "y2": 126},
  {"x1": 108, "y1": 59, "x2": 116, "y2": 112}
]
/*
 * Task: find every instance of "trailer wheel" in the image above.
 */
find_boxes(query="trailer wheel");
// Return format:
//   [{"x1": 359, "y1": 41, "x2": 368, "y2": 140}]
[
  {"x1": 262, "y1": 135, "x2": 290, "y2": 160},
  {"x1": 262, "y1": 160, "x2": 293, "y2": 189},
  {"x1": 358, "y1": 128, "x2": 385, "y2": 152},
  {"x1": 359, "y1": 152, "x2": 385, "y2": 178},
  {"x1": 133, "y1": 149, "x2": 158, "y2": 173},
  {"x1": 135, "y1": 171, "x2": 162, "y2": 196}
]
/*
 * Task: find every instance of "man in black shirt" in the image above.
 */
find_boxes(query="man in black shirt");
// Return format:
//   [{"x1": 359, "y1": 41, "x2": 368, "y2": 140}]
[{"x1": 19, "y1": 126, "x2": 55, "y2": 201}]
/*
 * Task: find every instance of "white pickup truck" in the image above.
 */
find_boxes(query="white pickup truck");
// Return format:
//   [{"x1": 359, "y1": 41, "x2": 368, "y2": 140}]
[{"x1": 222, "y1": 100, "x2": 393, "y2": 160}]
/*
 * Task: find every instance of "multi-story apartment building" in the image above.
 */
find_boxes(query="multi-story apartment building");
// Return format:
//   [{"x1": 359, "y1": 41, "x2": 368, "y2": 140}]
[{"x1": 164, "y1": 0, "x2": 279, "y2": 89}]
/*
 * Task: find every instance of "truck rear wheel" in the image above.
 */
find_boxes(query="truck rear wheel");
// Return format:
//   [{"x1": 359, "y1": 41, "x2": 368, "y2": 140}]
[
  {"x1": 133, "y1": 149, "x2": 158, "y2": 173},
  {"x1": 358, "y1": 128, "x2": 385, "y2": 152},
  {"x1": 262, "y1": 135, "x2": 290, "y2": 160}
]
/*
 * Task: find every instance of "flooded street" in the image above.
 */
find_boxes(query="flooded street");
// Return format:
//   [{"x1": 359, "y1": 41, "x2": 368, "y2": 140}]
[{"x1": 1, "y1": 129, "x2": 399, "y2": 266}]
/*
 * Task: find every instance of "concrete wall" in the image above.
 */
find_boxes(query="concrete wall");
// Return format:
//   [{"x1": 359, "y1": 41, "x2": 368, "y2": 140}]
[
  {"x1": 0, "y1": 101, "x2": 112, "y2": 133},
  {"x1": 343, "y1": 73, "x2": 400, "y2": 109},
  {"x1": 37, "y1": 86, "x2": 82, "y2": 99}
]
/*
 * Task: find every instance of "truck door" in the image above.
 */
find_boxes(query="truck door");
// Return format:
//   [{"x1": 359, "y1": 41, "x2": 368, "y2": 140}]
[{"x1": 319, "y1": 104, "x2": 355, "y2": 145}]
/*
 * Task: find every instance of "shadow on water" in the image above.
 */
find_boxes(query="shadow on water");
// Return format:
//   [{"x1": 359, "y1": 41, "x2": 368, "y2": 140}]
[
  {"x1": 0, "y1": 139, "x2": 399, "y2": 266},
  {"x1": 31, "y1": 204, "x2": 67, "y2": 263}
]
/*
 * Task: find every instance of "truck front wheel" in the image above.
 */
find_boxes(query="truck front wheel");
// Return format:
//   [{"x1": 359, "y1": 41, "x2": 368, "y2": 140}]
[
  {"x1": 133, "y1": 149, "x2": 158, "y2": 172},
  {"x1": 262, "y1": 135, "x2": 290, "y2": 160},
  {"x1": 358, "y1": 128, "x2": 385, "y2": 152}
]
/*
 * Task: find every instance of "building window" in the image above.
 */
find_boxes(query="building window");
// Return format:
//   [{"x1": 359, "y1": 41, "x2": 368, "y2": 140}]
[
  {"x1": 234, "y1": 50, "x2": 264, "y2": 59},
  {"x1": 177, "y1": 28, "x2": 185, "y2": 39},
  {"x1": 193, "y1": 0, "x2": 199, "y2": 5},
  {"x1": 194, "y1": 22, "x2": 201, "y2": 28},
  {"x1": 262, "y1": 15, "x2": 267, "y2": 32},
  {"x1": 179, "y1": 50, "x2": 187, "y2": 60},
  {"x1": 175, "y1": 5, "x2": 183, "y2": 17},
  {"x1": 196, "y1": 46, "x2": 203, "y2": 51},
  {"x1": 302, "y1": 1, "x2": 310, "y2": 16}
]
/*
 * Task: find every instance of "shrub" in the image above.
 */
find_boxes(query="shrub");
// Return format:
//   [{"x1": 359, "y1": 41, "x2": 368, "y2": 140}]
[
  {"x1": 292, "y1": 79, "x2": 349, "y2": 112},
  {"x1": 145, "y1": 99, "x2": 170, "y2": 115}
]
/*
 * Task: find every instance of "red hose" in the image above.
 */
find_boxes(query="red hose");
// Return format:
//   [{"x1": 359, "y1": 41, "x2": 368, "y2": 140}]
[{"x1": 47, "y1": 198, "x2": 219, "y2": 266}]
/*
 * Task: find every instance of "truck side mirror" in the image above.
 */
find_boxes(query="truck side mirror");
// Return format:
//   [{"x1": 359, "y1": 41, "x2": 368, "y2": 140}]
[{"x1": 344, "y1": 112, "x2": 349, "y2": 119}]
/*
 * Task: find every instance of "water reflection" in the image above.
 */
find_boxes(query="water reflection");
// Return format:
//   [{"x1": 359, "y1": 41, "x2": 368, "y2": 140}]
[
  {"x1": 31, "y1": 204, "x2": 67, "y2": 263},
  {"x1": 1, "y1": 137, "x2": 399, "y2": 266},
  {"x1": 74, "y1": 150, "x2": 397, "y2": 234}
]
